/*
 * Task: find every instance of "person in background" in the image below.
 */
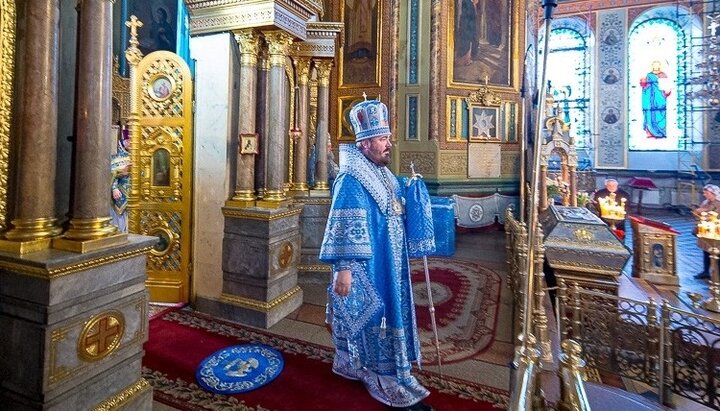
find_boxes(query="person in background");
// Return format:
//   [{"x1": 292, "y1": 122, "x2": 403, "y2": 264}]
[
  {"x1": 111, "y1": 126, "x2": 131, "y2": 233},
  {"x1": 591, "y1": 178, "x2": 631, "y2": 231},
  {"x1": 693, "y1": 184, "x2": 720, "y2": 279},
  {"x1": 320, "y1": 97, "x2": 433, "y2": 411}
]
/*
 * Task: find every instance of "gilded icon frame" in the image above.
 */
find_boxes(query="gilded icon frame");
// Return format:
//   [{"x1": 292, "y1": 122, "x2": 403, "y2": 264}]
[
  {"x1": 239, "y1": 133, "x2": 259, "y2": 155},
  {"x1": 339, "y1": 0, "x2": 382, "y2": 87},
  {"x1": 467, "y1": 104, "x2": 500, "y2": 142},
  {"x1": 448, "y1": 0, "x2": 521, "y2": 90},
  {"x1": 337, "y1": 96, "x2": 364, "y2": 142},
  {"x1": 148, "y1": 74, "x2": 174, "y2": 102}
]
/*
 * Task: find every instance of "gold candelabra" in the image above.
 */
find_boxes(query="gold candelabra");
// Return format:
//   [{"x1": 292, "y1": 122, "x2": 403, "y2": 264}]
[
  {"x1": 697, "y1": 211, "x2": 720, "y2": 240},
  {"x1": 598, "y1": 192, "x2": 626, "y2": 231},
  {"x1": 696, "y1": 211, "x2": 720, "y2": 313},
  {"x1": 598, "y1": 193, "x2": 626, "y2": 220}
]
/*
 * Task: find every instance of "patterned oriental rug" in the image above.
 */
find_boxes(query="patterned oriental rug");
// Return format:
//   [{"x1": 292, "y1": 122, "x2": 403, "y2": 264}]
[
  {"x1": 143, "y1": 309, "x2": 509, "y2": 411},
  {"x1": 410, "y1": 258, "x2": 502, "y2": 365}
]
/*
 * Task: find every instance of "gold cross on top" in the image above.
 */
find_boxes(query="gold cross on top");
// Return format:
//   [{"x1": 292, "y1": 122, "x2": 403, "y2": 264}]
[{"x1": 126, "y1": 15, "x2": 143, "y2": 41}]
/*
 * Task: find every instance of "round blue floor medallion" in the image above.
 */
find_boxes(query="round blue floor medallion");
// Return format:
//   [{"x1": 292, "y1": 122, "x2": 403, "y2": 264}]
[{"x1": 196, "y1": 344, "x2": 284, "y2": 394}]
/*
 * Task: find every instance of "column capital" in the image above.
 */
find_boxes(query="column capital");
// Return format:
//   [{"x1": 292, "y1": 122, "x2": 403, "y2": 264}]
[
  {"x1": 263, "y1": 31, "x2": 294, "y2": 67},
  {"x1": 234, "y1": 29, "x2": 261, "y2": 67},
  {"x1": 313, "y1": 59, "x2": 333, "y2": 87},
  {"x1": 293, "y1": 57, "x2": 312, "y2": 86}
]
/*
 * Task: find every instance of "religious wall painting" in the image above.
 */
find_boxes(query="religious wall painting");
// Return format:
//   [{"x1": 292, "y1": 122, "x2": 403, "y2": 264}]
[
  {"x1": 450, "y1": 0, "x2": 517, "y2": 88},
  {"x1": 152, "y1": 148, "x2": 171, "y2": 186},
  {"x1": 602, "y1": 67, "x2": 620, "y2": 85},
  {"x1": 340, "y1": 0, "x2": 380, "y2": 86},
  {"x1": 338, "y1": 96, "x2": 364, "y2": 141},
  {"x1": 127, "y1": 0, "x2": 178, "y2": 56},
  {"x1": 468, "y1": 105, "x2": 500, "y2": 141},
  {"x1": 239, "y1": 133, "x2": 259, "y2": 155},
  {"x1": 148, "y1": 74, "x2": 174, "y2": 102}
]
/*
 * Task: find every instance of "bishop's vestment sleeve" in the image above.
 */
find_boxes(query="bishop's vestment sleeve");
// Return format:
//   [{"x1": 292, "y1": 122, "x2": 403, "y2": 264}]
[{"x1": 319, "y1": 174, "x2": 374, "y2": 263}]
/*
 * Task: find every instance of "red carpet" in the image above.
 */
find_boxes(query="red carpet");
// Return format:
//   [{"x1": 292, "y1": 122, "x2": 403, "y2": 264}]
[
  {"x1": 143, "y1": 309, "x2": 508, "y2": 411},
  {"x1": 410, "y1": 258, "x2": 502, "y2": 365}
]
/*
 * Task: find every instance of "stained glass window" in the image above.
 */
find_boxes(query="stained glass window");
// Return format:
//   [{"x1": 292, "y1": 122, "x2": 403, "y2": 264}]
[
  {"x1": 543, "y1": 21, "x2": 593, "y2": 151},
  {"x1": 628, "y1": 17, "x2": 684, "y2": 151}
]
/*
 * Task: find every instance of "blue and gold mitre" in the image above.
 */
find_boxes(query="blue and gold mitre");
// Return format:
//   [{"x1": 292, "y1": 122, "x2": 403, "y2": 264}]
[
  {"x1": 349, "y1": 96, "x2": 390, "y2": 141},
  {"x1": 111, "y1": 152, "x2": 131, "y2": 172}
]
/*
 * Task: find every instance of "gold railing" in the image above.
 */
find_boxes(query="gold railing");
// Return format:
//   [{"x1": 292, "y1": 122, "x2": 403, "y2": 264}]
[
  {"x1": 506, "y1": 208, "x2": 591, "y2": 411},
  {"x1": 558, "y1": 280, "x2": 720, "y2": 410}
]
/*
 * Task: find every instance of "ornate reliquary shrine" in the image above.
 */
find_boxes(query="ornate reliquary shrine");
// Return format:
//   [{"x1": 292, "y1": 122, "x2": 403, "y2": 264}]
[
  {"x1": 540, "y1": 205, "x2": 631, "y2": 294},
  {"x1": 629, "y1": 216, "x2": 679, "y2": 286}
]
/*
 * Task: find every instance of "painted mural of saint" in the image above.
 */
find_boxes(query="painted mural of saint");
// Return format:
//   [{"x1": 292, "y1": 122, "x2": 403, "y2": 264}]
[
  {"x1": 346, "y1": 0, "x2": 376, "y2": 59},
  {"x1": 455, "y1": 0, "x2": 478, "y2": 66},
  {"x1": 640, "y1": 60, "x2": 672, "y2": 138}
]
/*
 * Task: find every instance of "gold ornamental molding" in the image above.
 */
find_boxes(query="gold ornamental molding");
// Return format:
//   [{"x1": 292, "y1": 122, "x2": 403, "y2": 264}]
[
  {"x1": 466, "y1": 84, "x2": 502, "y2": 107},
  {"x1": 278, "y1": 241, "x2": 294, "y2": 268},
  {"x1": 220, "y1": 285, "x2": 302, "y2": 313},
  {"x1": 0, "y1": 246, "x2": 153, "y2": 279},
  {"x1": 185, "y1": 0, "x2": 323, "y2": 39},
  {"x1": 93, "y1": 378, "x2": 152, "y2": 411},
  {"x1": 294, "y1": 22, "x2": 343, "y2": 58},
  {"x1": 49, "y1": 296, "x2": 148, "y2": 386},
  {"x1": 297, "y1": 263, "x2": 331, "y2": 272},
  {"x1": 293, "y1": 197, "x2": 330, "y2": 205},
  {"x1": 221, "y1": 206, "x2": 301, "y2": 221},
  {"x1": 77, "y1": 310, "x2": 126, "y2": 362},
  {"x1": 0, "y1": 0, "x2": 16, "y2": 231}
]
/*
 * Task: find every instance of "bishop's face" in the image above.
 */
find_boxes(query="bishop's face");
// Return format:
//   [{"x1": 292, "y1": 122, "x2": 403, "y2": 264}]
[{"x1": 362, "y1": 135, "x2": 392, "y2": 166}]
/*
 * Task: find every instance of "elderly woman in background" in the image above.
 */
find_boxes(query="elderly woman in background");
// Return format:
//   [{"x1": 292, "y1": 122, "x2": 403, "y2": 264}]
[{"x1": 693, "y1": 184, "x2": 720, "y2": 279}]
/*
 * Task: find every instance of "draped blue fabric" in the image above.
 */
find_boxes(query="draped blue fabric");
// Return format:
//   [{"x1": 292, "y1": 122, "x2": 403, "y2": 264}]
[
  {"x1": 641, "y1": 71, "x2": 668, "y2": 138},
  {"x1": 404, "y1": 178, "x2": 436, "y2": 258},
  {"x1": 319, "y1": 144, "x2": 429, "y2": 407}
]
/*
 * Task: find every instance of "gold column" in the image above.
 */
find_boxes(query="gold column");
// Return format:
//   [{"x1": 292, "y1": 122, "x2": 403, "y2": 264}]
[
  {"x1": 569, "y1": 166, "x2": 577, "y2": 207},
  {"x1": 257, "y1": 31, "x2": 293, "y2": 208},
  {"x1": 291, "y1": 57, "x2": 311, "y2": 194},
  {"x1": 312, "y1": 59, "x2": 332, "y2": 191},
  {"x1": 228, "y1": 29, "x2": 261, "y2": 208},
  {"x1": 54, "y1": 0, "x2": 126, "y2": 253},
  {"x1": 0, "y1": 0, "x2": 63, "y2": 254},
  {"x1": 124, "y1": 16, "x2": 143, "y2": 230},
  {"x1": 539, "y1": 165, "x2": 548, "y2": 211}
]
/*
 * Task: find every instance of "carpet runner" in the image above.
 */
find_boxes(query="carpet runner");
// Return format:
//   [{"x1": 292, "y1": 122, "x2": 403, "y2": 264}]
[
  {"x1": 143, "y1": 309, "x2": 509, "y2": 411},
  {"x1": 410, "y1": 258, "x2": 502, "y2": 365}
]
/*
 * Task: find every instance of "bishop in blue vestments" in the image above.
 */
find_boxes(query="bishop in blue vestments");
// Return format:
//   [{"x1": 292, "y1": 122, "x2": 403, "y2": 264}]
[{"x1": 320, "y1": 98, "x2": 433, "y2": 411}]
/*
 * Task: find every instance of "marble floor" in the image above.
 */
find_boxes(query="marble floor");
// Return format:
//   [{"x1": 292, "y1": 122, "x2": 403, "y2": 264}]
[{"x1": 152, "y1": 208, "x2": 717, "y2": 410}]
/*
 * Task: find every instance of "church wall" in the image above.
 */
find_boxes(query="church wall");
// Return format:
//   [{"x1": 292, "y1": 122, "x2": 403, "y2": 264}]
[
  {"x1": 554, "y1": 0, "x2": 718, "y2": 207},
  {"x1": 190, "y1": 33, "x2": 238, "y2": 299},
  {"x1": 327, "y1": 1, "x2": 528, "y2": 195}
]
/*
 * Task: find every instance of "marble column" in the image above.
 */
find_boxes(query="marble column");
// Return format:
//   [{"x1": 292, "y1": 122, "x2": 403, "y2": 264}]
[
  {"x1": 0, "y1": 0, "x2": 63, "y2": 253},
  {"x1": 292, "y1": 57, "x2": 311, "y2": 193},
  {"x1": 255, "y1": 52, "x2": 270, "y2": 200},
  {"x1": 312, "y1": 60, "x2": 332, "y2": 191},
  {"x1": 257, "y1": 31, "x2": 293, "y2": 207},
  {"x1": 429, "y1": 0, "x2": 442, "y2": 141},
  {"x1": 229, "y1": 29, "x2": 261, "y2": 208},
  {"x1": 55, "y1": 0, "x2": 125, "y2": 252}
]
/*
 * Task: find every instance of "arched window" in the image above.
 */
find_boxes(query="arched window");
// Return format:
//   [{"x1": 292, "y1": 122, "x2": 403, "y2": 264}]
[
  {"x1": 628, "y1": 18, "x2": 683, "y2": 150},
  {"x1": 540, "y1": 18, "x2": 594, "y2": 166},
  {"x1": 627, "y1": 7, "x2": 701, "y2": 152}
]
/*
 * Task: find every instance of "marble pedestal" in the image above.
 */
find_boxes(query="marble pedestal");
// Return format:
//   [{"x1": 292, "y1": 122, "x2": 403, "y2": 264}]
[
  {"x1": 296, "y1": 197, "x2": 332, "y2": 286},
  {"x1": 0, "y1": 235, "x2": 157, "y2": 410},
  {"x1": 199, "y1": 206, "x2": 303, "y2": 329}
]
